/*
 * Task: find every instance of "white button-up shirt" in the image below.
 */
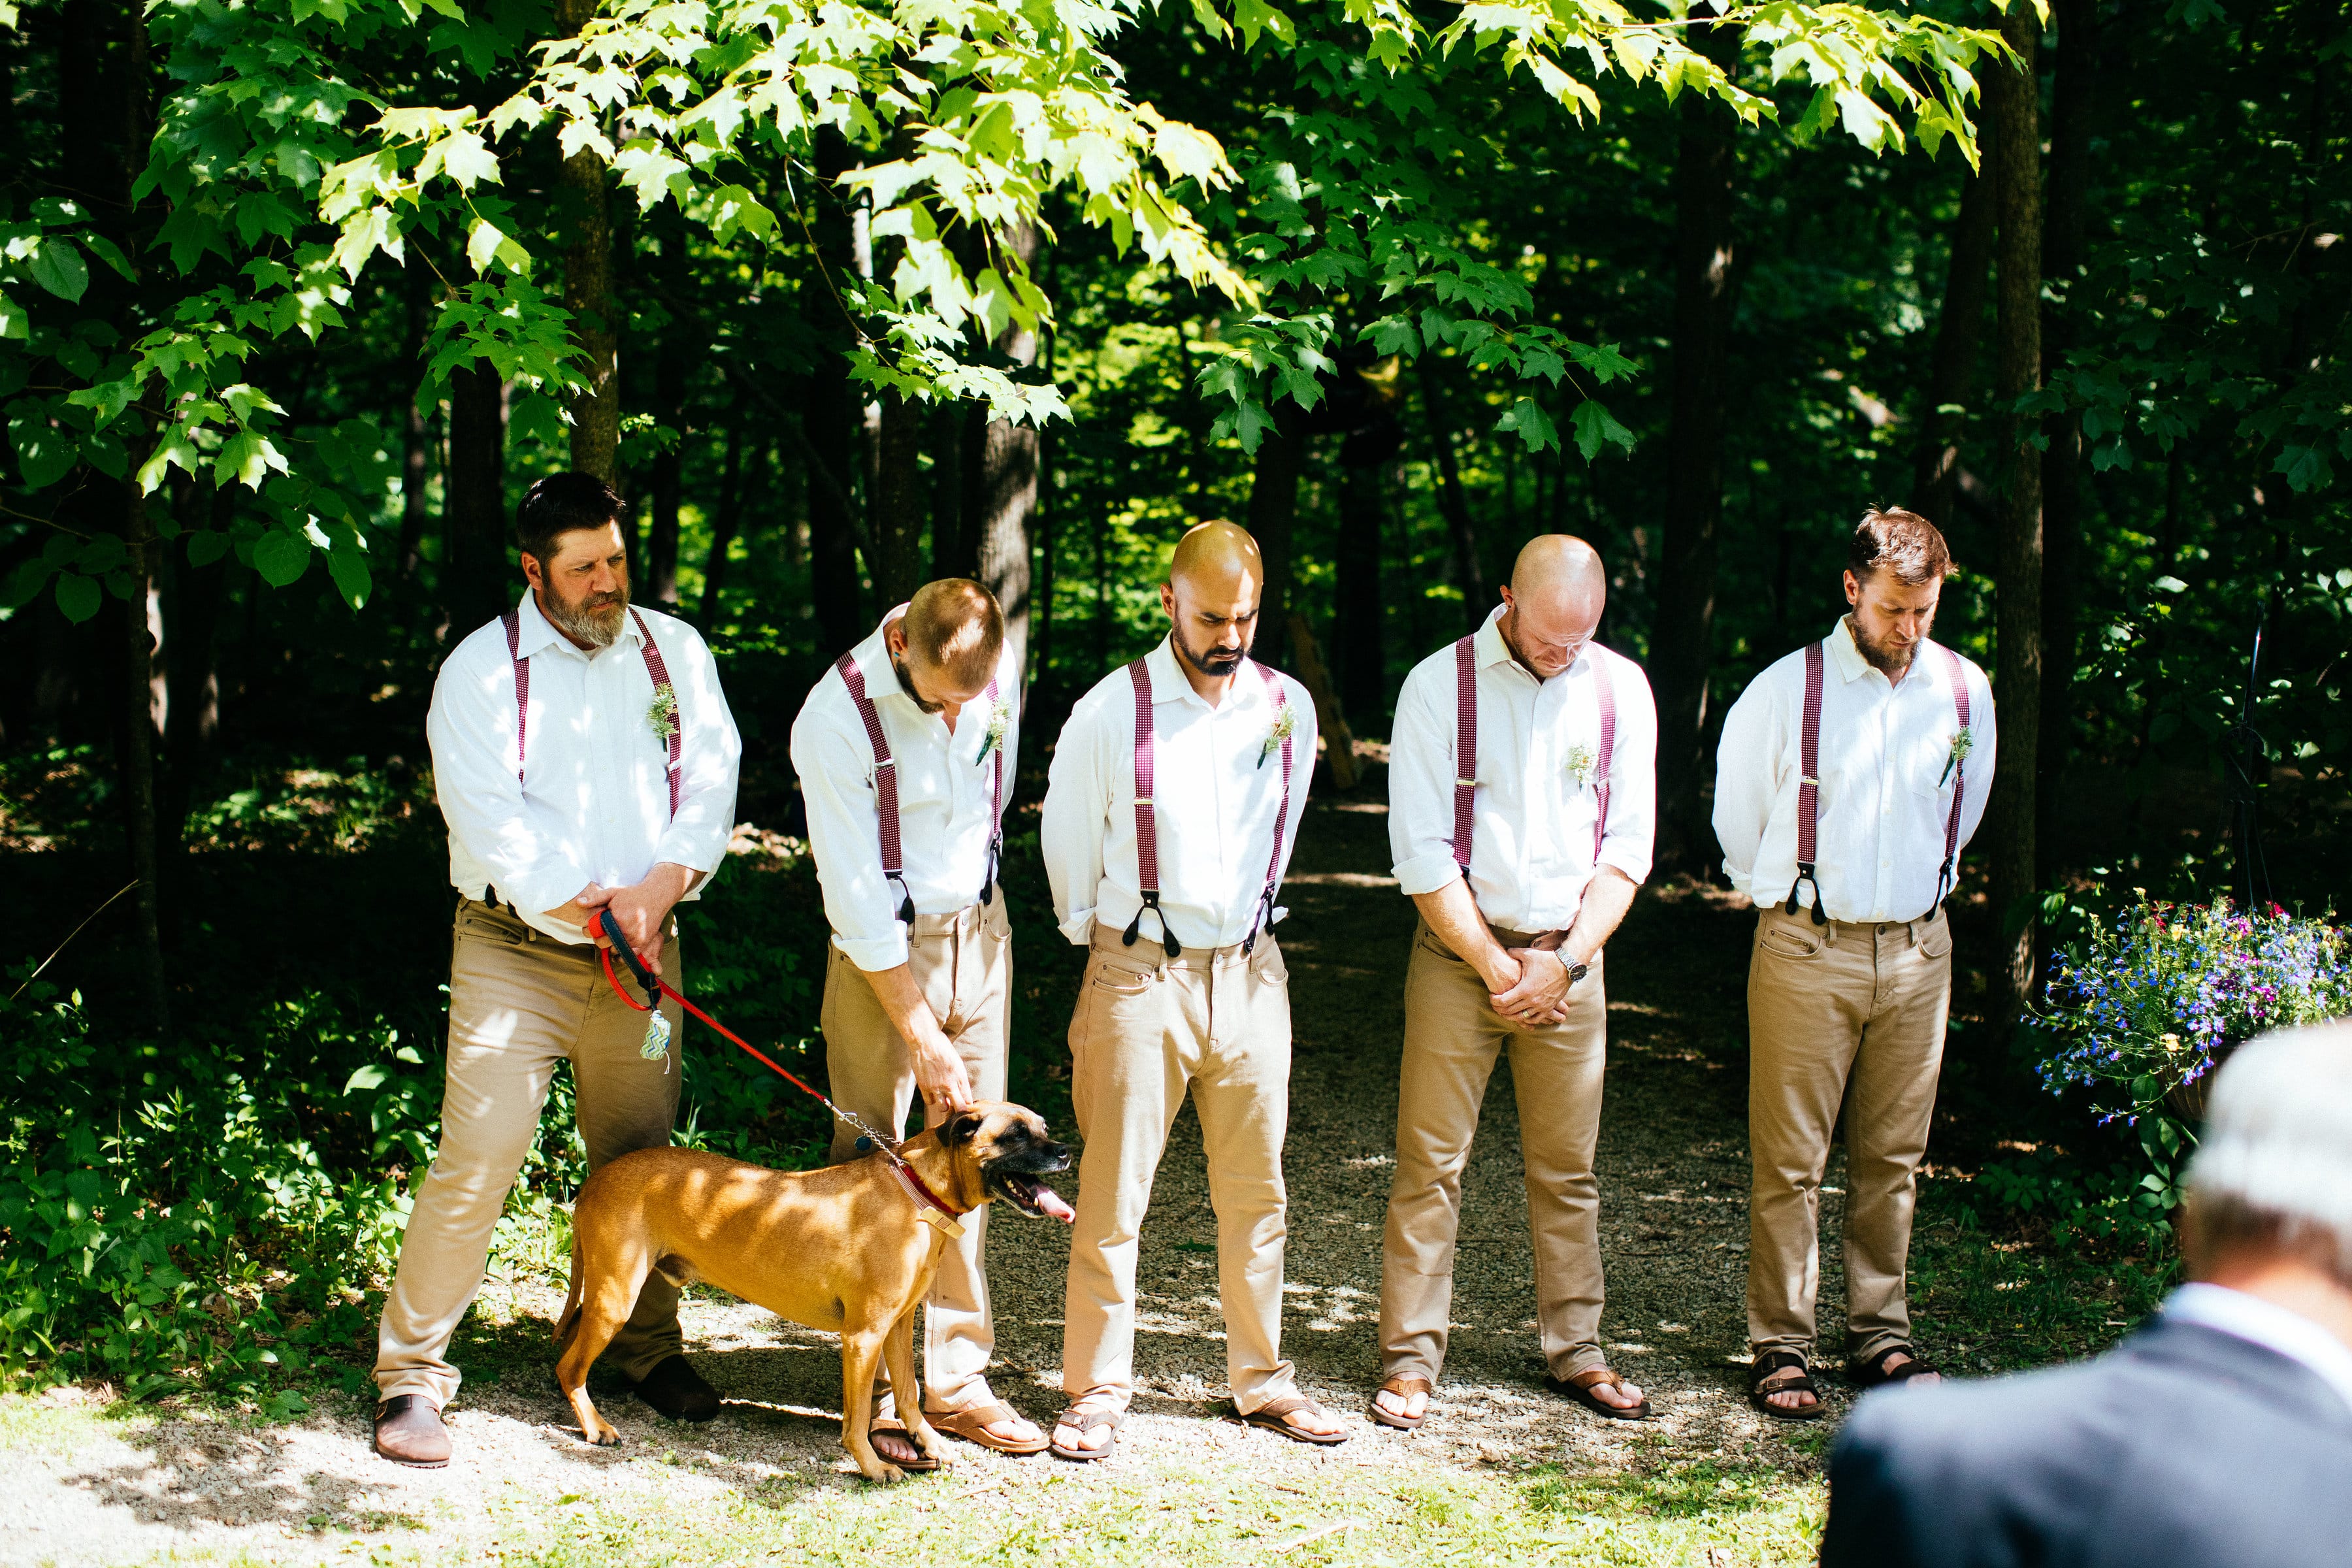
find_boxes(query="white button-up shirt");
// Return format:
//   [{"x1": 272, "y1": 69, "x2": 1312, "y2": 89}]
[
  {"x1": 1712, "y1": 617, "x2": 1996, "y2": 923},
  {"x1": 1388, "y1": 606, "x2": 1658, "y2": 933},
  {"x1": 789, "y1": 608, "x2": 1024, "y2": 972},
  {"x1": 1042, "y1": 636, "x2": 1317, "y2": 951},
  {"x1": 428, "y1": 591, "x2": 743, "y2": 944}
]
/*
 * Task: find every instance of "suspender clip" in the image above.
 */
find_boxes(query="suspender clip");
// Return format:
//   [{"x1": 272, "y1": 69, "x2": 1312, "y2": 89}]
[
  {"x1": 1122, "y1": 892, "x2": 1182, "y2": 959},
  {"x1": 887, "y1": 872, "x2": 915, "y2": 928},
  {"x1": 1785, "y1": 863, "x2": 1827, "y2": 926}
]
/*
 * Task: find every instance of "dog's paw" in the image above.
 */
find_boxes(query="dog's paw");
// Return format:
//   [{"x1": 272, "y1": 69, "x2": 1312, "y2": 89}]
[
  {"x1": 857, "y1": 1462, "x2": 906, "y2": 1484},
  {"x1": 584, "y1": 1420, "x2": 623, "y2": 1447}
]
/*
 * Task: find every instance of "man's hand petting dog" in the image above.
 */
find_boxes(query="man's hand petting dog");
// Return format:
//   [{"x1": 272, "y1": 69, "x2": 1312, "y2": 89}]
[{"x1": 555, "y1": 1102, "x2": 1072, "y2": 1482}]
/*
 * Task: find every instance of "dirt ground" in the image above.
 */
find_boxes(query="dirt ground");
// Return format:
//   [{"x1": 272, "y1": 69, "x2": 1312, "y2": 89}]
[{"x1": 1, "y1": 793, "x2": 1868, "y2": 1565}]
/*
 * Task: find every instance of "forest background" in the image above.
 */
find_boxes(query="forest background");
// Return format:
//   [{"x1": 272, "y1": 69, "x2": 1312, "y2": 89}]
[{"x1": 0, "y1": 0, "x2": 2346, "y2": 1482}]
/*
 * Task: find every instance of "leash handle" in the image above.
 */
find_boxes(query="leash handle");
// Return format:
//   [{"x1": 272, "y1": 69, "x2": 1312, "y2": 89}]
[{"x1": 598, "y1": 909, "x2": 664, "y2": 1000}]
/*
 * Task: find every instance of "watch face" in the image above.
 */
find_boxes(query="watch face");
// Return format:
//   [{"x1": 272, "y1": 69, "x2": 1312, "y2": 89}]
[{"x1": 1566, "y1": 962, "x2": 1590, "y2": 984}]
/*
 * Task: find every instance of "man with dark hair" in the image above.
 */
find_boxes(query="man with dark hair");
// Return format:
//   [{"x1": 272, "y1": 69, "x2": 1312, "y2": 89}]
[
  {"x1": 374, "y1": 473, "x2": 742, "y2": 1466},
  {"x1": 1822, "y1": 1025, "x2": 2352, "y2": 1566},
  {"x1": 1711, "y1": 507, "x2": 1995, "y2": 1418},
  {"x1": 789, "y1": 578, "x2": 1046, "y2": 1462}
]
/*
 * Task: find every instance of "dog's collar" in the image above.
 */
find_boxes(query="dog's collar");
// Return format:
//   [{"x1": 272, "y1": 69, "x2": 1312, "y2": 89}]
[{"x1": 890, "y1": 1160, "x2": 970, "y2": 1238}]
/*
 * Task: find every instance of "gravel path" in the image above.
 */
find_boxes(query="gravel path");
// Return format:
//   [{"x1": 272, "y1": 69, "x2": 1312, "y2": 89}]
[{"x1": 2, "y1": 790, "x2": 1860, "y2": 1565}]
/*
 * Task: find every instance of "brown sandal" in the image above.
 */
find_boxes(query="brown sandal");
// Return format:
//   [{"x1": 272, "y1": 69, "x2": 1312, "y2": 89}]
[
  {"x1": 1369, "y1": 1375, "x2": 1431, "y2": 1432},
  {"x1": 1552, "y1": 1366, "x2": 1652, "y2": 1422},
  {"x1": 1048, "y1": 1401, "x2": 1124, "y2": 1462},
  {"x1": 867, "y1": 1420, "x2": 943, "y2": 1471},
  {"x1": 1240, "y1": 1394, "x2": 1351, "y2": 1445},
  {"x1": 926, "y1": 1400, "x2": 1049, "y2": 1454}
]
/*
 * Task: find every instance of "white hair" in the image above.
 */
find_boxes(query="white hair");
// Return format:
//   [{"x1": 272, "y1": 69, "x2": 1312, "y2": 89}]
[{"x1": 2185, "y1": 1023, "x2": 2352, "y2": 1263}]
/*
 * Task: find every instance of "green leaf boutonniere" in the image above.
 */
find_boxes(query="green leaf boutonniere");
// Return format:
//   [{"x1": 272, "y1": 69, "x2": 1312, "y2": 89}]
[
  {"x1": 975, "y1": 699, "x2": 1011, "y2": 766},
  {"x1": 647, "y1": 683, "x2": 679, "y2": 743},
  {"x1": 1260, "y1": 706, "x2": 1298, "y2": 768},
  {"x1": 1938, "y1": 725, "x2": 1974, "y2": 787},
  {"x1": 1565, "y1": 742, "x2": 1599, "y2": 789}
]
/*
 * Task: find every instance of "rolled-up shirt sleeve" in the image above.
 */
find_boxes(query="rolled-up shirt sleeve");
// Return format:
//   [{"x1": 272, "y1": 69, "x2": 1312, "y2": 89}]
[
  {"x1": 1041, "y1": 689, "x2": 1111, "y2": 945},
  {"x1": 1388, "y1": 662, "x2": 1464, "y2": 896},
  {"x1": 653, "y1": 623, "x2": 742, "y2": 894},
  {"x1": 789, "y1": 696, "x2": 908, "y2": 972},
  {"x1": 1712, "y1": 673, "x2": 1782, "y2": 891},
  {"x1": 1598, "y1": 660, "x2": 1658, "y2": 886},
  {"x1": 428, "y1": 652, "x2": 591, "y2": 914}
]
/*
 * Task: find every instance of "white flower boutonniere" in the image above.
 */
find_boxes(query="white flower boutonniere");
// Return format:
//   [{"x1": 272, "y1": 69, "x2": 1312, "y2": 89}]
[
  {"x1": 1565, "y1": 742, "x2": 1599, "y2": 789},
  {"x1": 975, "y1": 699, "x2": 1011, "y2": 766},
  {"x1": 1938, "y1": 725, "x2": 1974, "y2": 787},
  {"x1": 1260, "y1": 707, "x2": 1299, "y2": 769},
  {"x1": 647, "y1": 683, "x2": 679, "y2": 743}
]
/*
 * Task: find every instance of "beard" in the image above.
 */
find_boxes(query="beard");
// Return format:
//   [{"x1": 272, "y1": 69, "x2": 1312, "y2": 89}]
[
  {"x1": 1173, "y1": 620, "x2": 1248, "y2": 678},
  {"x1": 890, "y1": 653, "x2": 947, "y2": 714},
  {"x1": 544, "y1": 580, "x2": 630, "y2": 648},
  {"x1": 1847, "y1": 612, "x2": 1921, "y2": 676}
]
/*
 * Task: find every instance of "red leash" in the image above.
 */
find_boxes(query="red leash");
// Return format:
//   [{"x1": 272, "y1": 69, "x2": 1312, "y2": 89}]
[{"x1": 595, "y1": 930, "x2": 966, "y2": 1223}]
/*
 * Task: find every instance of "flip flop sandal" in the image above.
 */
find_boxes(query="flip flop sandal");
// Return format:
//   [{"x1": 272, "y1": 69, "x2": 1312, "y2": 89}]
[
  {"x1": 1239, "y1": 1394, "x2": 1350, "y2": 1445},
  {"x1": 1748, "y1": 1350, "x2": 1827, "y2": 1422},
  {"x1": 1851, "y1": 1344, "x2": 1940, "y2": 1390},
  {"x1": 1552, "y1": 1368, "x2": 1652, "y2": 1422},
  {"x1": 868, "y1": 1420, "x2": 943, "y2": 1472},
  {"x1": 1369, "y1": 1375, "x2": 1432, "y2": 1433},
  {"x1": 926, "y1": 1400, "x2": 1050, "y2": 1455},
  {"x1": 1048, "y1": 1403, "x2": 1124, "y2": 1462}
]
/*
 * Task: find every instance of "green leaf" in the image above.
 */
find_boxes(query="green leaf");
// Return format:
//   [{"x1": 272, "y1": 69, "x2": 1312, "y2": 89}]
[
  {"x1": 344, "y1": 1064, "x2": 390, "y2": 1094},
  {"x1": 251, "y1": 530, "x2": 312, "y2": 587},
  {"x1": 12, "y1": 412, "x2": 78, "y2": 489},
  {"x1": 25, "y1": 238, "x2": 88, "y2": 303},
  {"x1": 327, "y1": 546, "x2": 372, "y2": 610},
  {"x1": 1492, "y1": 398, "x2": 1558, "y2": 453},
  {"x1": 1570, "y1": 400, "x2": 1636, "y2": 461},
  {"x1": 185, "y1": 530, "x2": 231, "y2": 568},
  {"x1": 54, "y1": 572, "x2": 100, "y2": 623},
  {"x1": 0, "y1": 289, "x2": 26, "y2": 340}
]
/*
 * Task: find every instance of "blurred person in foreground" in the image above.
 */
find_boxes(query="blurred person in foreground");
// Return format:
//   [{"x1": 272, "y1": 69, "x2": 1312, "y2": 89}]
[{"x1": 1821, "y1": 1023, "x2": 2352, "y2": 1567}]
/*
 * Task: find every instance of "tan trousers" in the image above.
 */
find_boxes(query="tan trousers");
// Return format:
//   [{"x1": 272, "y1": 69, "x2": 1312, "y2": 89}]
[
  {"x1": 819, "y1": 898, "x2": 1010, "y2": 1413},
  {"x1": 1380, "y1": 921, "x2": 1611, "y2": 1384},
  {"x1": 1062, "y1": 922, "x2": 1297, "y2": 1414},
  {"x1": 376, "y1": 900, "x2": 685, "y2": 1405},
  {"x1": 1746, "y1": 905, "x2": 1952, "y2": 1364}
]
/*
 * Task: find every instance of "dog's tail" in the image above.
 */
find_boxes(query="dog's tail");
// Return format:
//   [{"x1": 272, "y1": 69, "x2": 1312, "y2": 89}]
[{"x1": 553, "y1": 1231, "x2": 585, "y2": 1350}]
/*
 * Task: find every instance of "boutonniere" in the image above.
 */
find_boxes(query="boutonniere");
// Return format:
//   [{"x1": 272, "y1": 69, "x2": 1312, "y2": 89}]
[
  {"x1": 1565, "y1": 742, "x2": 1598, "y2": 789},
  {"x1": 975, "y1": 698, "x2": 1011, "y2": 766},
  {"x1": 1938, "y1": 725, "x2": 1974, "y2": 787},
  {"x1": 647, "y1": 682, "x2": 679, "y2": 743},
  {"x1": 1259, "y1": 707, "x2": 1298, "y2": 768}
]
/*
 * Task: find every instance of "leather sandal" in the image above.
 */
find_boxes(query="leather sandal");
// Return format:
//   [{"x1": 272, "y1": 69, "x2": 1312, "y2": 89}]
[
  {"x1": 1239, "y1": 1394, "x2": 1350, "y2": 1445},
  {"x1": 1049, "y1": 1401, "x2": 1124, "y2": 1462},
  {"x1": 1369, "y1": 1375, "x2": 1431, "y2": 1432},
  {"x1": 926, "y1": 1400, "x2": 1049, "y2": 1454},
  {"x1": 1851, "y1": 1343, "x2": 1940, "y2": 1390},
  {"x1": 1552, "y1": 1367, "x2": 1651, "y2": 1422},
  {"x1": 1749, "y1": 1349, "x2": 1826, "y2": 1421},
  {"x1": 868, "y1": 1420, "x2": 943, "y2": 1472}
]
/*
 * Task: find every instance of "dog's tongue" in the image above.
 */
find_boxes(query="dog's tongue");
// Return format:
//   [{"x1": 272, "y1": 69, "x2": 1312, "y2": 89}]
[{"x1": 1036, "y1": 1184, "x2": 1075, "y2": 1224}]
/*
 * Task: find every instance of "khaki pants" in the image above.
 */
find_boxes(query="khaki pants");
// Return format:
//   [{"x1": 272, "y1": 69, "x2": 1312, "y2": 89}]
[
  {"x1": 376, "y1": 900, "x2": 685, "y2": 1405},
  {"x1": 819, "y1": 898, "x2": 1011, "y2": 1413},
  {"x1": 1062, "y1": 922, "x2": 1296, "y2": 1414},
  {"x1": 1746, "y1": 906, "x2": 1952, "y2": 1364},
  {"x1": 1380, "y1": 921, "x2": 1611, "y2": 1384}
]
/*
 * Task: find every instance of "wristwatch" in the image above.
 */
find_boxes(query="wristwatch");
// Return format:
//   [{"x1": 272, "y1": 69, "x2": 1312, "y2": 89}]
[{"x1": 1554, "y1": 951, "x2": 1588, "y2": 987}]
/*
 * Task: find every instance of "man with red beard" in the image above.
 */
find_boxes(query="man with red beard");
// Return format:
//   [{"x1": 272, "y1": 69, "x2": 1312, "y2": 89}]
[
  {"x1": 373, "y1": 473, "x2": 742, "y2": 1466},
  {"x1": 1713, "y1": 508, "x2": 1995, "y2": 1420}
]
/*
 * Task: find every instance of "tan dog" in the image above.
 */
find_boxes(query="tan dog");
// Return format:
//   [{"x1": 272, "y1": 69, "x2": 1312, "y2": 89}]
[{"x1": 555, "y1": 1100, "x2": 1073, "y2": 1480}]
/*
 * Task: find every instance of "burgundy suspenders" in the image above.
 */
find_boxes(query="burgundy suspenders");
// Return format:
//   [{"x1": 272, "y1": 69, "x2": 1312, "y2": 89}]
[
  {"x1": 1448, "y1": 634, "x2": 1618, "y2": 873},
  {"x1": 1122, "y1": 657, "x2": 1294, "y2": 959},
  {"x1": 979, "y1": 676, "x2": 1007, "y2": 905},
  {"x1": 502, "y1": 606, "x2": 681, "y2": 819},
  {"x1": 1783, "y1": 638, "x2": 1973, "y2": 924},
  {"x1": 832, "y1": 652, "x2": 1011, "y2": 928}
]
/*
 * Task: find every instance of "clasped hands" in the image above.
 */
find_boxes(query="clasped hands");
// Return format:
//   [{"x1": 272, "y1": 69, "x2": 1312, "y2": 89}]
[{"x1": 1486, "y1": 935, "x2": 1580, "y2": 1026}]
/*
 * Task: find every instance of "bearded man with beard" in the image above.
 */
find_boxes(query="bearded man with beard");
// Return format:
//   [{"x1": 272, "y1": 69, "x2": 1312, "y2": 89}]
[
  {"x1": 1039, "y1": 520, "x2": 1346, "y2": 1457},
  {"x1": 374, "y1": 473, "x2": 742, "y2": 1466},
  {"x1": 1712, "y1": 508, "x2": 1996, "y2": 1421}
]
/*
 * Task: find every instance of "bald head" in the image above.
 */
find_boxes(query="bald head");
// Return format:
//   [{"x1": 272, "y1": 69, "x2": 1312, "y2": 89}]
[
  {"x1": 1499, "y1": 534, "x2": 1608, "y2": 680},
  {"x1": 1162, "y1": 520, "x2": 1264, "y2": 681}
]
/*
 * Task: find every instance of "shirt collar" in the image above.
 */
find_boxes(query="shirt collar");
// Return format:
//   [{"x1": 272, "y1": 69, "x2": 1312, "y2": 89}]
[
  {"x1": 1475, "y1": 603, "x2": 1599, "y2": 683},
  {"x1": 1143, "y1": 633, "x2": 1270, "y2": 714},
  {"x1": 514, "y1": 589, "x2": 641, "y2": 662},
  {"x1": 1826, "y1": 615, "x2": 1873, "y2": 685},
  {"x1": 2164, "y1": 1282, "x2": 2352, "y2": 1418}
]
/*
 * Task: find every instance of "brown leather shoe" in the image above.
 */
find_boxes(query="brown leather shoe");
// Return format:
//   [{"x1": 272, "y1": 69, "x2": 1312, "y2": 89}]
[
  {"x1": 373, "y1": 1394, "x2": 451, "y2": 1467},
  {"x1": 629, "y1": 1355, "x2": 719, "y2": 1422}
]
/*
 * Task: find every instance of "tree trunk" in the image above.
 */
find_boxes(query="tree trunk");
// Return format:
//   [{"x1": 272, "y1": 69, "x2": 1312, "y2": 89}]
[
  {"x1": 2037, "y1": 0, "x2": 2101, "y2": 885},
  {"x1": 968, "y1": 229, "x2": 1044, "y2": 701},
  {"x1": 1285, "y1": 612, "x2": 1358, "y2": 791},
  {"x1": 872, "y1": 395, "x2": 928, "y2": 607},
  {"x1": 1652, "y1": 57, "x2": 1739, "y2": 870},
  {"x1": 1913, "y1": 165, "x2": 1996, "y2": 530},
  {"x1": 645, "y1": 331, "x2": 687, "y2": 605},
  {"x1": 161, "y1": 480, "x2": 230, "y2": 858},
  {"x1": 1418, "y1": 363, "x2": 1490, "y2": 632},
  {"x1": 1989, "y1": 8, "x2": 2045, "y2": 1026},
  {"x1": 804, "y1": 363, "x2": 866, "y2": 653},
  {"x1": 397, "y1": 267, "x2": 434, "y2": 579},
  {"x1": 122, "y1": 488, "x2": 168, "y2": 1036},
  {"x1": 1335, "y1": 460, "x2": 1386, "y2": 725},
  {"x1": 555, "y1": 0, "x2": 618, "y2": 480},
  {"x1": 1247, "y1": 424, "x2": 1305, "y2": 645},
  {"x1": 700, "y1": 425, "x2": 745, "y2": 623},
  {"x1": 1035, "y1": 421, "x2": 1056, "y2": 679},
  {"x1": 930, "y1": 403, "x2": 970, "y2": 580},
  {"x1": 445, "y1": 361, "x2": 510, "y2": 633}
]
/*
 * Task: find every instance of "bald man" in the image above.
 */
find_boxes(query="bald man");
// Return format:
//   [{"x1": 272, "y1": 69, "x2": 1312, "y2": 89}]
[
  {"x1": 790, "y1": 580, "x2": 1045, "y2": 1460},
  {"x1": 1371, "y1": 536, "x2": 1659, "y2": 1431},
  {"x1": 1041, "y1": 521, "x2": 1345, "y2": 1457}
]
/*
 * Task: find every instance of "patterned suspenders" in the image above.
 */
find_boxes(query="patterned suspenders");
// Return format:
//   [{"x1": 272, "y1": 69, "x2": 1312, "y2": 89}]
[
  {"x1": 831, "y1": 654, "x2": 1011, "y2": 927},
  {"x1": 502, "y1": 606, "x2": 681, "y2": 819},
  {"x1": 1448, "y1": 634, "x2": 1618, "y2": 873}
]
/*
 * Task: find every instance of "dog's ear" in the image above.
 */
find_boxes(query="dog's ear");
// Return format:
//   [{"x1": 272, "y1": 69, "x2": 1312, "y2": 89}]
[{"x1": 940, "y1": 1109, "x2": 986, "y2": 1149}]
